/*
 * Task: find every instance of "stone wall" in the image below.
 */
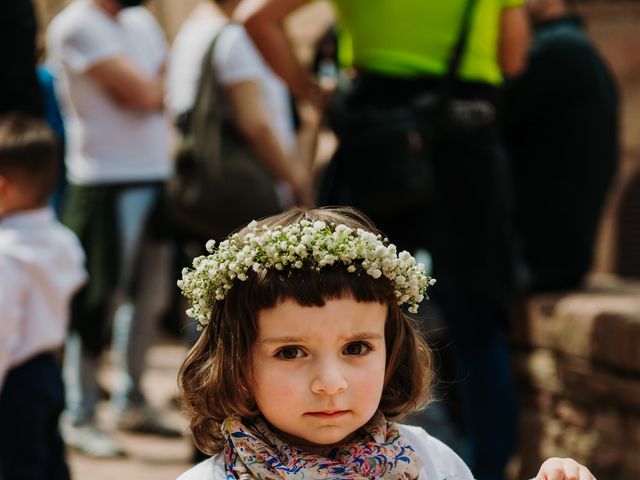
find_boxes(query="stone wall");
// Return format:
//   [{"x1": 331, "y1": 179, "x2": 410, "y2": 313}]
[
  {"x1": 510, "y1": 277, "x2": 640, "y2": 480},
  {"x1": 576, "y1": 3, "x2": 640, "y2": 276},
  {"x1": 509, "y1": 7, "x2": 640, "y2": 476}
]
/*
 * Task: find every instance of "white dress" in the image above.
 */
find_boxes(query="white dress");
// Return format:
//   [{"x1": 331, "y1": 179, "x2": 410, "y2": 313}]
[{"x1": 177, "y1": 424, "x2": 475, "y2": 480}]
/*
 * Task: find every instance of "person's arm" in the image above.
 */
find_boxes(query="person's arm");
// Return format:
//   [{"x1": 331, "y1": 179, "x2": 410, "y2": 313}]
[
  {"x1": 235, "y1": 0, "x2": 317, "y2": 102},
  {"x1": 85, "y1": 55, "x2": 164, "y2": 110},
  {"x1": 534, "y1": 457, "x2": 596, "y2": 480},
  {"x1": 498, "y1": 5, "x2": 530, "y2": 78},
  {"x1": 225, "y1": 79, "x2": 312, "y2": 206}
]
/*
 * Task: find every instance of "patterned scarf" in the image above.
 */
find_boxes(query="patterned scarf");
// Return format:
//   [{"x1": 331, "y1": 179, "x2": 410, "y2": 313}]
[{"x1": 221, "y1": 411, "x2": 422, "y2": 479}]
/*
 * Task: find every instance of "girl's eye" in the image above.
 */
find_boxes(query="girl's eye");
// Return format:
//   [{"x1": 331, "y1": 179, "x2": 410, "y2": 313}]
[
  {"x1": 343, "y1": 342, "x2": 372, "y2": 356},
  {"x1": 276, "y1": 346, "x2": 305, "y2": 360}
]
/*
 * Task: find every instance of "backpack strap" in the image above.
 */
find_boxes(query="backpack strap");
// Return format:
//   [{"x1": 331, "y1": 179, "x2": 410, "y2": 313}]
[
  {"x1": 438, "y1": 0, "x2": 479, "y2": 102},
  {"x1": 180, "y1": 22, "x2": 232, "y2": 175}
]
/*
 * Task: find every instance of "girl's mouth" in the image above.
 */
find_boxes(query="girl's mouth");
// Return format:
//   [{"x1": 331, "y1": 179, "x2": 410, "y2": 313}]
[{"x1": 306, "y1": 410, "x2": 350, "y2": 418}]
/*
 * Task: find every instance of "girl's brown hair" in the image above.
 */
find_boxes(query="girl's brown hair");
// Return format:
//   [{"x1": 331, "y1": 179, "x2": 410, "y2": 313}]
[{"x1": 178, "y1": 207, "x2": 433, "y2": 454}]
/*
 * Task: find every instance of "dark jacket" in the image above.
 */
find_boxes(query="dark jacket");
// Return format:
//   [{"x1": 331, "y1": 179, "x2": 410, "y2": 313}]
[{"x1": 504, "y1": 15, "x2": 618, "y2": 291}]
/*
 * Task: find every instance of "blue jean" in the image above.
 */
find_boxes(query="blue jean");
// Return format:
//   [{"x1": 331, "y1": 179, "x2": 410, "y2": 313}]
[
  {"x1": 64, "y1": 185, "x2": 171, "y2": 423},
  {"x1": 435, "y1": 287, "x2": 518, "y2": 480}
]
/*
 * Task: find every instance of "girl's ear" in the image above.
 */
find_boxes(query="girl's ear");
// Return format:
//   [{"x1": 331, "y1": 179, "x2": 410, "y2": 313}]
[
  {"x1": 240, "y1": 357, "x2": 256, "y2": 398},
  {"x1": 238, "y1": 368, "x2": 260, "y2": 416},
  {"x1": 0, "y1": 175, "x2": 10, "y2": 195},
  {"x1": 242, "y1": 361, "x2": 253, "y2": 391},
  {"x1": 0, "y1": 175, "x2": 15, "y2": 214}
]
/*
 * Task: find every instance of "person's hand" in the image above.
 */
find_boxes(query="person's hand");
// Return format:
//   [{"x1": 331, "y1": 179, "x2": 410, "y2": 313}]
[
  {"x1": 534, "y1": 457, "x2": 596, "y2": 480},
  {"x1": 304, "y1": 78, "x2": 334, "y2": 113}
]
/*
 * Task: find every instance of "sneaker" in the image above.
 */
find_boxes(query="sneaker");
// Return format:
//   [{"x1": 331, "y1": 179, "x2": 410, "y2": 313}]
[
  {"x1": 114, "y1": 404, "x2": 182, "y2": 437},
  {"x1": 61, "y1": 421, "x2": 125, "y2": 458}
]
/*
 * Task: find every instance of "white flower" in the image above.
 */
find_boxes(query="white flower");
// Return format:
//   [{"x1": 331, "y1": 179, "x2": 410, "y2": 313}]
[
  {"x1": 178, "y1": 220, "x2": 434, "y2": 327},
  {"x1": 367, "y1": 268, "x2": 382, "y2": 279}
]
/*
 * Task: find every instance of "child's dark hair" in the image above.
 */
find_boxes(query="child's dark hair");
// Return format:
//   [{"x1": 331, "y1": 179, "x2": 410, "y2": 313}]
[
  {"x1": 0, "y1": 112, "x2": 58, "y2": 204},
  {"x1": 179, "y1": 207, "x2": 433, "y2": 455}
]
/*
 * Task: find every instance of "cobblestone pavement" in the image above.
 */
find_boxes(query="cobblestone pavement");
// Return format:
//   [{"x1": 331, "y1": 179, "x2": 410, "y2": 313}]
[{"x1": 67, "y1": 339, "x2": 194, "y2": 480}]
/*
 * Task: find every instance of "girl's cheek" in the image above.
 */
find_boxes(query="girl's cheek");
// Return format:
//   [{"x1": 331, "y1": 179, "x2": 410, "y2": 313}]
[
  {"x1": 258, "y1": 366, "x2": 299, "y2": 396},
  {"x1": 275, "y1": 378, "x2": 299, "y2": 397}
]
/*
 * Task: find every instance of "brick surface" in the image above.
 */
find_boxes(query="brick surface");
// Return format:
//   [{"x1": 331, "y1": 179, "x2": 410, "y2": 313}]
[
  {"x1": 512, "y1": 279, "x2": 640, "y2": 480},
  {"x1": 513, "y1": 282, "x2": 640, "y2": 371}
]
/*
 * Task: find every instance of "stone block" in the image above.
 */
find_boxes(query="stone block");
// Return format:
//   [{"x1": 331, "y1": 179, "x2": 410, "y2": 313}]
[
  {"x1": 624, "y1": 447, "x2": 640, "y2": 480},
  {"x1": 514, "y1": 349, "x2": 564, "y2": 394},
  {"x1": 592, "y1": 410, "x2": 625, "y2": 469},
  {"x1": 560, "y1": 360, "x2": 640, "y2": 410},
  {"x1": 515, "y1": 289, "x2": 640, "y2": 371},
  {"x1": 555, "y1": 400, "x2": 590, "y2": 428},
  {"x1": 512, "y1": 410, "x2": 547, "y2": 480},
  {"x1": 591, "y1": 311, "x2": 640, "y2": 371},
  {"x1": 628, "y1": 415, "x2": 640, "y2": 445}
]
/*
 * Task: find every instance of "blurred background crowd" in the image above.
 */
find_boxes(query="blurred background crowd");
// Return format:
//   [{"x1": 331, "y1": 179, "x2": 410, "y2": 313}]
[{"x1": 1, "y1": 0, "x2": 640, "y2": 479}]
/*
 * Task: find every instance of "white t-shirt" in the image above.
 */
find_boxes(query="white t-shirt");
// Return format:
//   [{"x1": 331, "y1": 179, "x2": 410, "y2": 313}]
[
  {"x1": 46, "y1": 0, "x2": 171, "y2": 185},
  {"x1": 166, "y1": 19, "x2": 296, "y2": 155},
  {"x1": 177, "y1": 424, "x2": 475, "y2": 480},
  {"x1": 0, "y1": 208, "x2": 86, "y2": 391}
]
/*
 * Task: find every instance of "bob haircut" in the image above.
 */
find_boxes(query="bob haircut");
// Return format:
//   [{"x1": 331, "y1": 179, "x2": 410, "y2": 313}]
[{"x1": 179, "y1": 207, "x2": 433, "y2": 455}]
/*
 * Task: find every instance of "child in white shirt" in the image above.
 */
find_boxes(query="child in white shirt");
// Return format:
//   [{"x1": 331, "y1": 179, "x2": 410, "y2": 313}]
[
  {"x1": 176, "y1": 207, "x2": 595, "y2": 480},
  {"x1": 0, "y1": 113, "x2": 86, "y2": 479}
]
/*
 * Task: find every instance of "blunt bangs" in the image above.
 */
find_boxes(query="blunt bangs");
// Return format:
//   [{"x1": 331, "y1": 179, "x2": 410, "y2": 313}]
[{"x1": 232, "y1": 264, "x2": 396, "y2": 313}]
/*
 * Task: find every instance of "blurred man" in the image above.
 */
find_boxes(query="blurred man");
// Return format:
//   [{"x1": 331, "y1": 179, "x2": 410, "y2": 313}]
[
  {"x1": 238, "y1": 2, "x2": 529, "y2": 479},
  {"x1": 47, "y1": 0, "x2": 177, "y2": 458},
  {"x1": 505, "y1": 0, "x2": 618, "y2": 292}
]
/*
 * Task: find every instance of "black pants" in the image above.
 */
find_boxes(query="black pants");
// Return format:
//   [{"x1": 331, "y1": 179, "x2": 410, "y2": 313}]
[
  {"x1": 0, "y1": 353, "x2": 70, "y2": 480},
  {"x1": 319, "y1": 71, "x2": 518, "y2": 480}
]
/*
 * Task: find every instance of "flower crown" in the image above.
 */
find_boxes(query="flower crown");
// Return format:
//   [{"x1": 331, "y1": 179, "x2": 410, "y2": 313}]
[{"x1": 178, "y1": 219, "x2": 435, "y2": 327}]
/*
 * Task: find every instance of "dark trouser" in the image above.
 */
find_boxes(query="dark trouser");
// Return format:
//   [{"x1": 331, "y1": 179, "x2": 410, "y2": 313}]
[
  {"x1": 62, "y1": 181, "x2": 164, "y2": 356},
  {"x1": 320, "y1": 71, "x2": 518, "y2": 480},
  {"x1": 0, "y1": 353, "x2": 70, "y2": 480},
  {"x1": 62, "y1": 182, "x2": 171, "y2": 422},
  {"x1": 433, "y1": 288, "x2": 518, "y2": 480}
]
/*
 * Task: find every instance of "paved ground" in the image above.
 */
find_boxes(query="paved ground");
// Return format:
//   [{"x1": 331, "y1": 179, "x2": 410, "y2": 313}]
[{"x1": 67, "y1": 339, "x2": 194, "y2": 480}]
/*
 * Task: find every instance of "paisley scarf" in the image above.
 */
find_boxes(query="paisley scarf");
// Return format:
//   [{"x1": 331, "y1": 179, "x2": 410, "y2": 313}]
[{"x1": 221, "y1": 411, "x2": 422, "y2": 479}]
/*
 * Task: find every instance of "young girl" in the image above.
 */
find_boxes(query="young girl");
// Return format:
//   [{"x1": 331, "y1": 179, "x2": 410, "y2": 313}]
[{"x1": 177, "y1": 207, "x2": 595, "y2": 480}]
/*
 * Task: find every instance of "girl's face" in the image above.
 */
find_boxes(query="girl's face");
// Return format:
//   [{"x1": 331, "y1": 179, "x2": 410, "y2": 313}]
[{"x1": 251, "y1": 297, "x2": 387, "y2": 449}]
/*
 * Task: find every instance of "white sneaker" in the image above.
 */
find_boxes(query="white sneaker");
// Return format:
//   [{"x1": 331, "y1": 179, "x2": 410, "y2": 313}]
[
  {"x1": 61, "y1": 421, "x2": 125, "y2": 458},
  {"x1": 114, "y1": 404, "x2": 182, "y2": 437}
]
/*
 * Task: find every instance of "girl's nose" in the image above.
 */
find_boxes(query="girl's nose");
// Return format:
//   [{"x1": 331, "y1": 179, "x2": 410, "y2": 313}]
[{"x1": 310, "y1": 359, "x2": 348, "y2": 395}]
